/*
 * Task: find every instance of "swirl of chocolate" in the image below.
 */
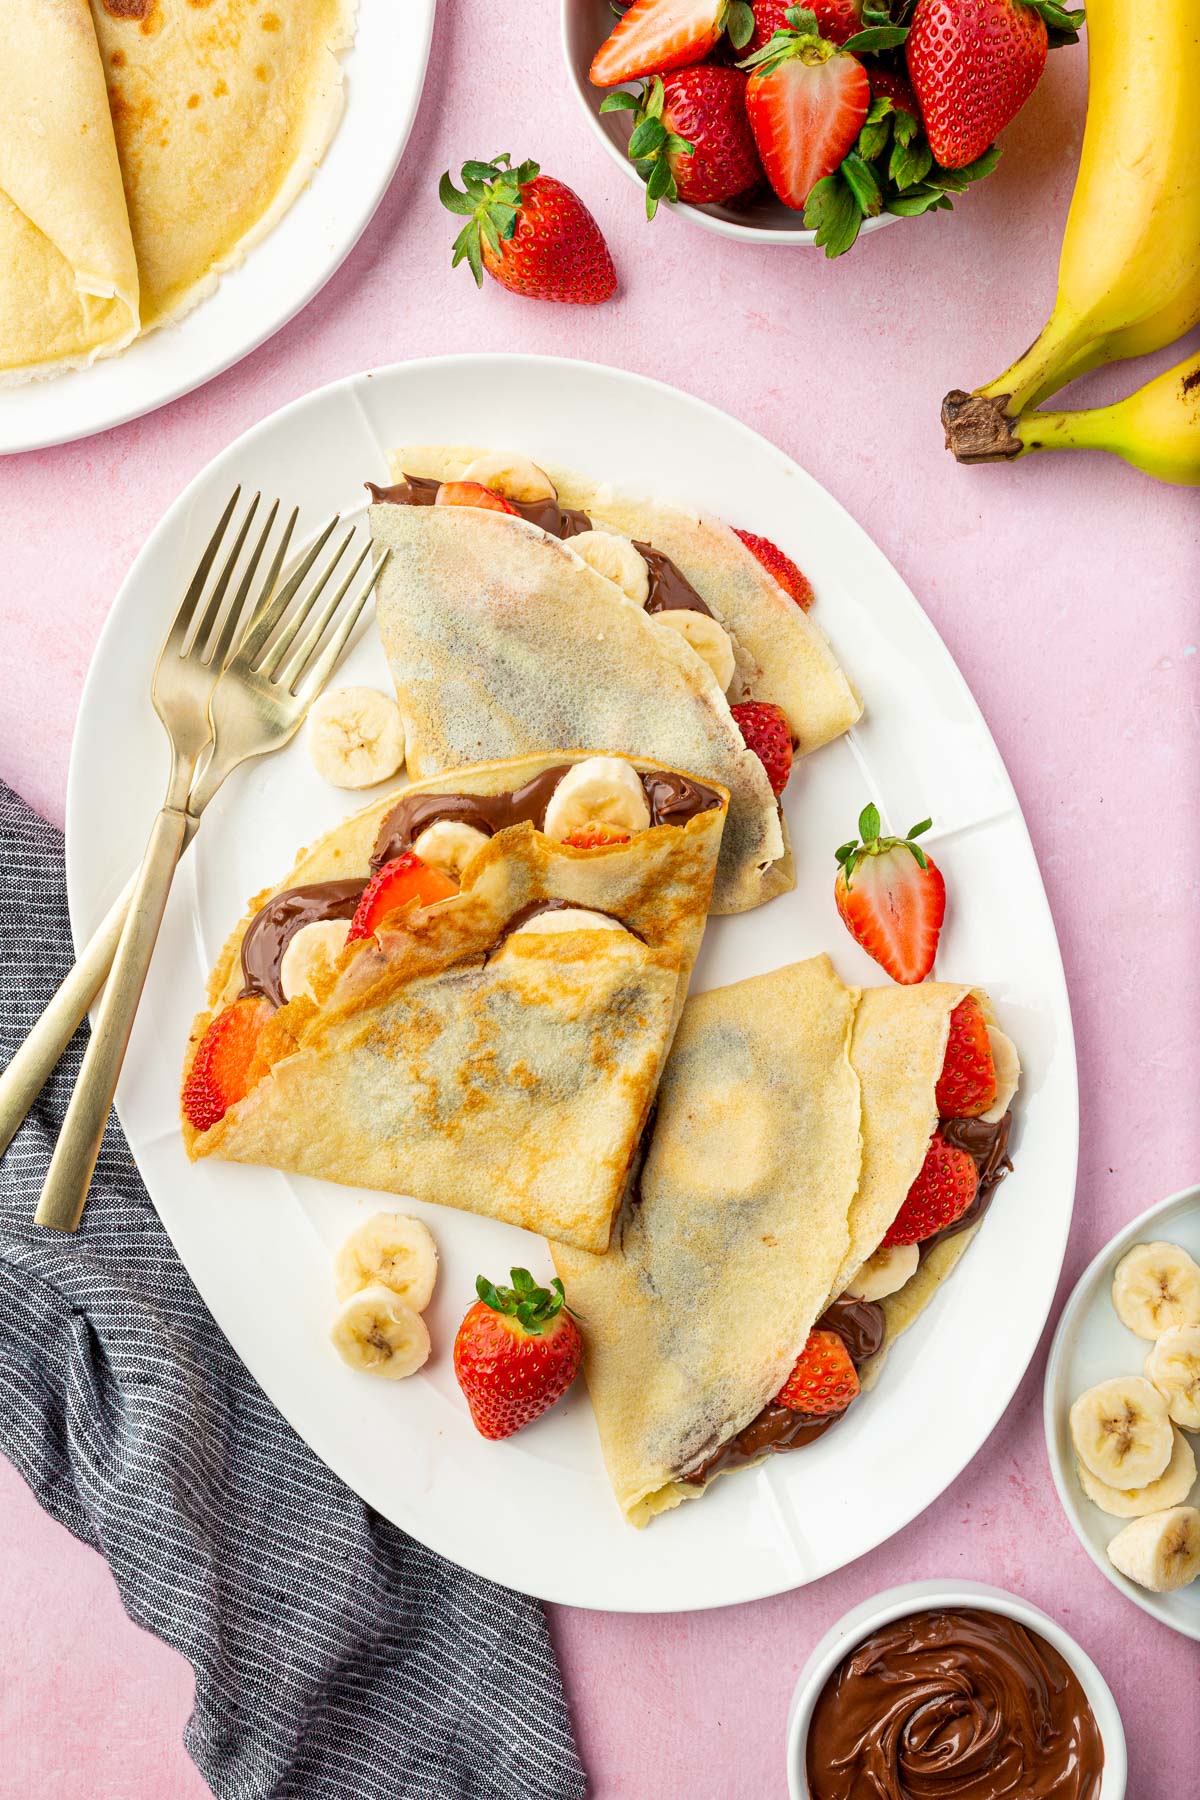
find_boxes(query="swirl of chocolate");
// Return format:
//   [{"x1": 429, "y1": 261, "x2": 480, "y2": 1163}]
[
  {"x1": 806, "y1": 1608, "x2": 1104, "y2": 1800},
  {"x1": 634, "y1": 542, "x2": 715, "y2": 619},
  {"x1": 239, "y1": 878, "x2": 366, "y2": 1008}
]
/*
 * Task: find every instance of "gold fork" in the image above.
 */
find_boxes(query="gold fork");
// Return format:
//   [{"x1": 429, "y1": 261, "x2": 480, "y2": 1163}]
[{"x1": 25, "y1": 493, "x2": 386, "y2": 1232}]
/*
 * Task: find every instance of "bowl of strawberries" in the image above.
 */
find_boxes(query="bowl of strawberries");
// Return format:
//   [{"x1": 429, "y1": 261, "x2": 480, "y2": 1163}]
[{"x1": 563, "y1": 0, "x2": 1083, "y2": 255}]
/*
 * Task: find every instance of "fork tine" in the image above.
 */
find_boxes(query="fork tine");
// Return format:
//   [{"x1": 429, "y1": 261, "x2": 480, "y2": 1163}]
[
  {"x1": 256, "y1": 527, "x2": 357, "y2": 680},
  {"x1": 161, "y1": 487, "x2": 241, "y2": 659},
  {"x1": 293, "y1": 550, "x2": 390, "y2": 701},
  {"x1": 206, "y1": 497, "x2": 280, "y2": 669},
  {"x1": 274, "y1": 538, "x2": 372, "y2": 690},
  {"x1": 234, "y1": 513, "x2": 340, "y2": 668},
  {"x1": 188, "y1": 492, "x2": 259, "y2": 659}
]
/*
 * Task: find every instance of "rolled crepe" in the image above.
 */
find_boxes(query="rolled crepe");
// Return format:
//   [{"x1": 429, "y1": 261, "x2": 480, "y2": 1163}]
[
  {"x1": 370, "y1": 501, "x2": 792, "y2": 916},
  {"x1": 0, "y1": 1, "x2": 139, "y2": 381},
  {"x1": 184, "y1": 753, "x2": 728, "y2": 1253},
  {"x1": 554, "y1": 960, "x2": 1016, "y2": 1521},
  {"x1": 388, "y1": 446, "x2": 862, "y2": 755}
]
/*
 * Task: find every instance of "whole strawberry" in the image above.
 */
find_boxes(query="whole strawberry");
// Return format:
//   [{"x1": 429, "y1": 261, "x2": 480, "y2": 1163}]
[
  {"x1": 440, "y1": 156, "x2": 616, "y2": 304},
  {"x1": 733, "y1": 528, "x2": 814, "y2": 608},
  {"x1": 602, "y1": 67, "x2": 762, "y2": 217},
  {"x1": 834, "y1": 803, "x2": 945, "y2": 984},
  {"x1": 747, "y1": 0, "x2": 863, "y2": 52},
  {"x1": 453, "y1": 1267, "x2": 582, "y2": 1440},
  {"x1": 731, "y1": 699, "x2": 794, "y2": 795},
  {"x1": 906, "y1": 0, "x2": 1051, "y2": 169},
  {"x1": 883, "y1": 1130, "x2": 979, "y2": 1244}
]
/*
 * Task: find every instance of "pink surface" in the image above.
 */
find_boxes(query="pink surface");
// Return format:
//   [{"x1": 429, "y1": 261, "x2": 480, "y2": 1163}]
[{"x1": 2, "y1": 5, "x2": 1199, "y2": 1795}]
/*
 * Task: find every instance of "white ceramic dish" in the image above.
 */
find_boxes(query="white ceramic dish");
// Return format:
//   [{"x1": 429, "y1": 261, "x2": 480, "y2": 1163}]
[
  {"x1": 1044, "y1": 1184, "x2": 1200, "y2": 1640},
  {"x1": 66, "y1": 352, "x2": 1076, "y2": 1611},
  {"x1": 0, "y1": 0, "x2": 435, "y2": 456},
  {"x1": 785, "y1": 1579, "x2": 1126, "y2": 1799},
  {"x1": 561, "y1": 0, "x2": 898, "y2": 245}
]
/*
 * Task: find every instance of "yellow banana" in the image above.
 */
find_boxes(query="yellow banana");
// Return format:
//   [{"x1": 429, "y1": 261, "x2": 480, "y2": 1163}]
[
  {"x1": 944, "y1": 0, "x2": 1200, "y2": 447},
  {"x1": 951, "y1": 350, "x2": 1200, "y2": 484}
]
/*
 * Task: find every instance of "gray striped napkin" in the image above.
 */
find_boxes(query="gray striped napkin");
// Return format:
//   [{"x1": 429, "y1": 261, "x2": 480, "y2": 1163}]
[{"x1": 0, "y1": 782, "x2": 587, "y2": 1800}]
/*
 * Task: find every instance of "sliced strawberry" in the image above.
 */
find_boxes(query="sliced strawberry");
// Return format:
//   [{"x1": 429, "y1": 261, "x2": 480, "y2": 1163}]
[
  {"x1": 834, "y1": 804, "x2": 945, "y2": 984},
  {"x1": 435, "y1": 481, "x2": 519, "y2": 515},
  {"x1": 936, "y1": 994, "x2": 997, "y2": 1119},
  {"x1": 733, "y1": 528, "x2": 814, "y2": 609},
  {"x1": 743, "y1": 22, "x2": 870, "y2": 209},
  {"x1": 775, "y1": 1328, "x2": 860, "y2": 1414},
  {"x1": 590, "y1": 0, "x2": 739, "y2": 88},
  {"x1": 563, "y1": 824, "x2": 633, "y2": 849},
  {"x1": 883, "y1": 1130, "x2": 979, "y2": 1245},
  {"x1": 182, "y1": 997, "x2": 274, "y2": 1133},
  {"x1": 731, "y1": 699, "x2": 794, "y2": 796},
  {"x1": 453, "y1": 1268, "x2": 582, "y2": 1439},
  {"x1": 346, "y1": 853, "x2": 460, "y2": 943}
]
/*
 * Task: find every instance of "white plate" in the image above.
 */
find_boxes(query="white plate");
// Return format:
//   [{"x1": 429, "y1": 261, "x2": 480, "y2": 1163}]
[
  {"x1": 66, "y1": 353, "x2": 1077, "y2": 1612},
  {"x1": 1044, "y1": 1185, "x2": 1200, "y2": 1640},
  {"x1": 0, "y1": 1, "x2": 435, "y2": 456},
  {"x1": 561, "y1": 0, "x2": 899, "y2": 245}
]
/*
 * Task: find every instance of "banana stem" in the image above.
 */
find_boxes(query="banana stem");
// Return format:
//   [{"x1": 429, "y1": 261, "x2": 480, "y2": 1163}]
[{"x1": 1012, "y1": 407, "x2": 1112, "y2": 455}]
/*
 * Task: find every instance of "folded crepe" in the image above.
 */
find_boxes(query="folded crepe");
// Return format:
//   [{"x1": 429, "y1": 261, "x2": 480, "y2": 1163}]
[
  {"x1": 0, "y1": 1, "x2": 138, "y2": 381},
  {"x1": 553, "y1": 958, "x2": 1019, "y2": 1523},
  {"x1": 183, "y1": 752, "x2": 728, "y2": 1253},
  {"x1": 370, "y1": 500, "x2": 792, "y2": 916},
  {"x1": 384, "y1": 446, "x2": 862, "y2": 756}
]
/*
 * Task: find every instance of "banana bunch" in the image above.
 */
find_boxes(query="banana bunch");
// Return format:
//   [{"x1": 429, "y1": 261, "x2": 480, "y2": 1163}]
[{"x1": 942, "y1": 0, "x2": 1200, "y2": 485}]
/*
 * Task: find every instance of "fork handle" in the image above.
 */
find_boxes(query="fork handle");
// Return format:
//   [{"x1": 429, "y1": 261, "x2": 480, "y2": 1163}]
[
  {"x1": 0, "y1": 872, "x2": 136, "y2": 1160},
  {"x1": 35, "y1": 806, "x2": 189, "y2": 1232}
]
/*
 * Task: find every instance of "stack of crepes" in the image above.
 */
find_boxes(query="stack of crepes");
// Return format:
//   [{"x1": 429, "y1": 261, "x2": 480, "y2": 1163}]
[
  {"x1": 1, "y1": 0, "x2": 353, "y2": 382},
  {"x1": 553, "y1": 957, "x2": 1020, "y2": 1525}
]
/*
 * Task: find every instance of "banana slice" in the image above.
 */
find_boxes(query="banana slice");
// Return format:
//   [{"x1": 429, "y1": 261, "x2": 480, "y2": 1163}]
[
  {"x1": 542, "y1": 756, "x2": 651, "y2": 843},
  {"x1": 652, "y1": 608, "x2": 737, "y2": 692},
  {"x1": 412, "y1": 818, "x2": 490, "y2": 882},
  {"x1": 279, "y1": 918, "x2": 351, "y2": 1005},
  {"x1": 511, "y1": 908, "x2": 626, "y2": 938},
  {"x1": 306, "y1": 687, "x2": 406, "y2": 789},
  {"x1": 1077, "y1": 1427, "x2": 1196, "y2": 1518},
  {"x1": 845, "y1": 1243, "x2": 919, "y2": 1303},
  {"x1": 1107, "y1": 1505, "x2": 1200, "y2": 1593},
  {"x1": 330, "y1": 1282, "x2": 431, "y2": 1380},
  {"x1": 461, "y1": 452, "x2": 556, "y2": 504},
  {"x1": 569, "y1": 529, "x2": 650, "y2": 606},
  {"x1": 1146, "y1": 1323, "x2": 1200, "y2": 1429},
  {"x1": 981, "y1": 1026, "x2": 1020, "y2": 1122},
  {"x1": 1112, "y1": 1241, "x2": 1200, "y2": 1339},
  {"x1": 1069, "y1": 1376, "x2": 1173, "y2": 1488},
  {"x1": 334, "y1": 1212, "x2": 439, "y2": 1310}
]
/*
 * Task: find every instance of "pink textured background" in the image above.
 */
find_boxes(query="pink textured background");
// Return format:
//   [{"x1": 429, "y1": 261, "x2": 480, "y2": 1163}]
[{"x1": 2, "y1": 6, "x2": 1199, "y2": 1795}]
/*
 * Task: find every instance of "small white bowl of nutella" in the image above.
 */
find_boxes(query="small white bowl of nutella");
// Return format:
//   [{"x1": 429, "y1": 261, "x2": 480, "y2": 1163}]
[{"x1": 786, "y1": 1579, "x2": 1126, "y2": 1800}]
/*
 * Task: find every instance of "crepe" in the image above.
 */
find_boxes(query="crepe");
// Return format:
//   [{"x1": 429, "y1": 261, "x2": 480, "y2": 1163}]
[
  {"x1": 387, "y1": 446, "x2": 862, "y2": 756},
  {"x1": 0, "y1": 1, "x2": 139, "y2": 381},
  {"x1": 370, "y1": 501, "x2": 792, "y2": 916},
  {"x1": 92, "y1": 0, "x2": 354, "y2": 332},
  {"x1": 184, "y1": 752, "x2": 728, "y2": 1252},
  {"x1": 554, "y1": 961, "x2": 1015, "y2": 1522}
]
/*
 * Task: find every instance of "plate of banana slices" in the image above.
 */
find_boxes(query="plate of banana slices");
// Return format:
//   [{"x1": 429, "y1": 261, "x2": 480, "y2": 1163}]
[{"x1": 1046, "y1": 1185, "x2": 1200, "y2": 1638}]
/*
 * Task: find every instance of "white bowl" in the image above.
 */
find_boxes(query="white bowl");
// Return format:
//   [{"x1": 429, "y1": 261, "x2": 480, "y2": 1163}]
[
  {"x1": 561, "y1": 0, "x2": 899, "y2": 245},
  {"x1": 785, "y1": 1579, "x2": 1126, "y2": 1800}
]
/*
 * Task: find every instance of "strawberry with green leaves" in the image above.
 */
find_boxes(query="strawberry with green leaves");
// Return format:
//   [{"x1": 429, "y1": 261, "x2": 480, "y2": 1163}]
[
  {"x1": 740, "y1": 10, "x2": 885, "y2": 211},
  {"x1": 453, "y1": 1268, "x2": 583, "y2": 1440},
  {"x1": 590, "y1": 0, "x2": 756, "y2": 88},
  {"x1": 601, "y1": 67, "x2": 762, "y2": 218},
  {"x1": 834, "y1": 803, "x2": 945, "y2": 984},
  {"x1": 440, "y1": 157, "x2": 616, "y2": 304},
  {"x1": 747, "y1": 0, "x2": 864, "y2": 52}
]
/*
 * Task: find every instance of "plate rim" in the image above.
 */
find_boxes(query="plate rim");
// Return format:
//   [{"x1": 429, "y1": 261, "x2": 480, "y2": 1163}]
[
  {"x1": 1042, "y1": 1180, "x2": 1200, "y2": 1641},
  {"x1": 0, "y1": 0, "x2": 437, "y2": 456},
  {"x1": 65, "y1": 351, "x2": 1080, "y2": 1611}
]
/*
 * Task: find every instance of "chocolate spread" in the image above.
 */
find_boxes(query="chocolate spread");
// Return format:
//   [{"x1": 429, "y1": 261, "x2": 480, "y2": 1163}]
[
  {"x1": 920, "y1": 1110, "x2": 1013, "y2": 1258},
  {"x1": 635, "y1": 542, "x2": 714, "y2": 618},
  {"x1": 366, "y1": 475, "x2": 592, "y2": 540},
  {"x1": 239, "y1": 878, "x2": 366, "y2": 1008},
  {"x1": 371, "y1": 766, "x2": 722, "y2": 871},
  {"x1": 805, "y1": 1607, "x2": 1104, "y2": 1800}
]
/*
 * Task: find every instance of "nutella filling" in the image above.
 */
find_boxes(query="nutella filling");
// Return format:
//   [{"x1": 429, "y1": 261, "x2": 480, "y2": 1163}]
[
  {"x1": 634, "y1": 542, "x2": 714, "y2": 619},
  {"x1": 366, "y1": 475, "x2": 592, "y2": 540},
  {"x1": 682, "y1": 1110, "x2": 1015, "y2": 1487},
  {"x1": 805, "y1": 1607, "x2": 1104, "y2": 1800},
  {"x1": 239, "y1": 879, "x2": 366, "y2": 1008}
]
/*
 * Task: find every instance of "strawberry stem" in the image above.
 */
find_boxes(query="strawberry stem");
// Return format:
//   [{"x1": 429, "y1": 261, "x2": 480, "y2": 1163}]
[
  {"x1": 835, "y1": 804, "x2": 933, "y2": 887},
  {"x1": 475, "y1": 1267, "x2": 570, "y2": 1335},
  {"x1": 440, "y1": 155, "x2": 539, "y2": 287}
]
